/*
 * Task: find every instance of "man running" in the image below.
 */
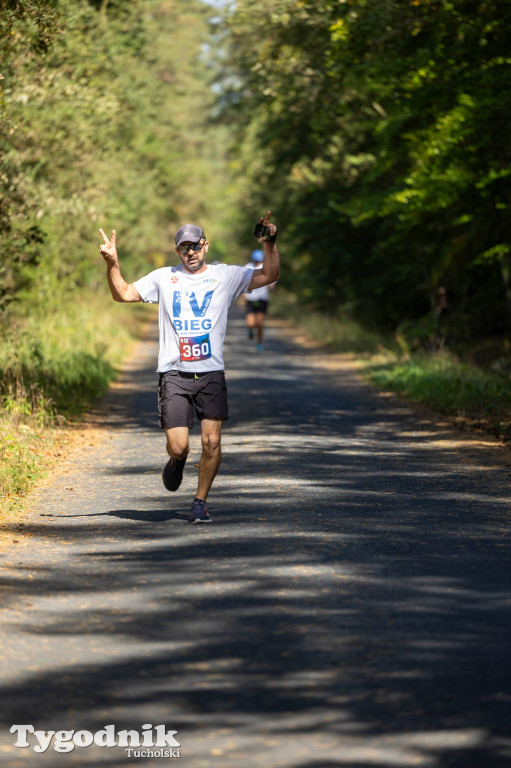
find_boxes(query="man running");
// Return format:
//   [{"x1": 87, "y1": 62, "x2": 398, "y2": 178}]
[
  {"x1": 99, "y1": 211, "x2": 279, "y2": 523},
  {"x1": 244, "y1": 249, "x2": 277, "y2": 350}
]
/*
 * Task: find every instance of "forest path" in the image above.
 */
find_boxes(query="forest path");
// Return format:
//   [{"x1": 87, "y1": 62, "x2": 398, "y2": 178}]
[{"x1": 0, "y1": 305, "x2": 510, "y2": 768}]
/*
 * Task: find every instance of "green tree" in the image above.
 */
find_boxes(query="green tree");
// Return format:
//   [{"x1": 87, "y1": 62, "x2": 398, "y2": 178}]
[
  {"x1": 217, "y1": 0, "x2": 511, "y2": 338},
  {"x1": 0, "y1": 0, "x2": 240, "y2": 409}
]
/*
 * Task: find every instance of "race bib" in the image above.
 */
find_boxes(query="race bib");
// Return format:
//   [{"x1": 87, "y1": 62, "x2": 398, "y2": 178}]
[{"x1": 179, "y1": 333, "x2": 212, "y2": 362}]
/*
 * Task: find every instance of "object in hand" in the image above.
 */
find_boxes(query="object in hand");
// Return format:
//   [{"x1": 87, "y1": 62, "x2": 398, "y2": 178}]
[{"x1": 254, "y1": 222, "x2": 277, "y2": 242}]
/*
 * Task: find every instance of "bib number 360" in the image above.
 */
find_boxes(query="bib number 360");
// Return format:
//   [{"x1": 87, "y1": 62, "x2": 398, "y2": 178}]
[{"x1": 179, "y1": 333, "x2": 212, "y2": 362}]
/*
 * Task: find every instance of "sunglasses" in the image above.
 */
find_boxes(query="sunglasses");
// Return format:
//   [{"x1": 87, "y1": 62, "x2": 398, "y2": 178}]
[{"x1": 176, "y1": 239, "x2": 205, "y2": 256}]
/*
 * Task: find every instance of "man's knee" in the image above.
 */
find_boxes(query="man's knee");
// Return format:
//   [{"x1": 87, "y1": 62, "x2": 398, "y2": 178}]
[
  {"x1": 169, "y1": 445, "x2": 189, "y2": 460},
  {"x1": 166, "y1": 428, "x2": 189, "y2": 459},
  {"x1": 201, "y1": 431, "x2": 221, "y2": 455},
  {"x1": 201, "y1": 423, "x2": 222, "y2": 454},
  {"x1": 167, "y1": 442, "x2": 189, "y2": 460}
]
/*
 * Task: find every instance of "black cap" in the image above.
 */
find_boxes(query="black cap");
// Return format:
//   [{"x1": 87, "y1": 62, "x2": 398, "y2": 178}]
[{"x1": 175, "y1": 224, "x2": 205, "y2": 247}]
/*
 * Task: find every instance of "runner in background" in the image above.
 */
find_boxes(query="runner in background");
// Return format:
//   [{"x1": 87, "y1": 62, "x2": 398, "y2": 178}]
[{"x1": 244, "y1": 249, "x2": 277, "y2": 351}]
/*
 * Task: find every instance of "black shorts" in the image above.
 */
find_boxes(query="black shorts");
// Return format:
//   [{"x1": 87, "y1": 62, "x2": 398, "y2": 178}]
[
  {"x1": 158, "y1": 370, "x2": 228, "y2": 430},
  {"x1": 246, "y1": 299, "x2": 268, "y2": 314}
]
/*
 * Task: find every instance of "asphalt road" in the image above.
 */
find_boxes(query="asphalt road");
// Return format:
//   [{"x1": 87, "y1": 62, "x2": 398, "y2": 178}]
[{"x1": 0, "y1": 304, "x2": 510, "y2": 768}]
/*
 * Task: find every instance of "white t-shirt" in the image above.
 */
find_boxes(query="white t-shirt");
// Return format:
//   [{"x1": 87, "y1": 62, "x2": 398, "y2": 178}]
[
  {"x1": 134, "y1": 263, "x2": 253, "y2": 373},
  {"x1": 243, "y1": 262, "x2": 270, "y2": 302}
]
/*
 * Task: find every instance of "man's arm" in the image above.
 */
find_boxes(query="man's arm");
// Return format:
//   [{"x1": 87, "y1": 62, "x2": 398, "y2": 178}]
[
  {"x1": 248, "y1": 211, "x2": 280, "y2": 290},
  {"x1": 99, "y1": 228, "x2": 142, "y2": 302}
]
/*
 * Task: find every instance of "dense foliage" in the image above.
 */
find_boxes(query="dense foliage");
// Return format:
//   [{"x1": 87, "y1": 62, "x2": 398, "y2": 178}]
[
  {"x1": 2, "y1": 0, "x2": 511, "y2": 390},
  {"x1": 0, "y1": 0, "x2": 229, "y2": 310},
  {"x1": 0, "y1": 0, "x2": 237, "y2": 410},
  {"x1": 217, "y1": 0, "x2": 511, "y2": 344}
]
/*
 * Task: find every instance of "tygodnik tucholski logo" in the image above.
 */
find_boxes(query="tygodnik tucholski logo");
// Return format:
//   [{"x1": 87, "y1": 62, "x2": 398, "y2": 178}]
[{"x1": 10, "y1": 724, "x2": 181, "y2": 758}]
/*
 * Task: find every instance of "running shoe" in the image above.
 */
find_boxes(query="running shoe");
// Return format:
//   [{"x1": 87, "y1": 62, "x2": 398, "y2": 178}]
[
  {"x1": 189, "y1": 498, "x2": 212, "y2": 524},
  {"x1": 162, "y1": 456, "x2": 187, "y2": 492}
]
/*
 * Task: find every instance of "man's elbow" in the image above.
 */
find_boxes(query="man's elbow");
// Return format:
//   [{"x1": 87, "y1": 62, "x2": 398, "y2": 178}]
[
  {"x1": 114, "y1": 284, "x2": 141, "y2": 303},
  {"x1": 110, "y1": 290, "x2": 125, "y2": 303},
  {"x1": 113, "y1": 290, "x2": 134, "y2": 303},
  {"x1": 258, "y1": 268, "x2": 279, "y2": 287}
]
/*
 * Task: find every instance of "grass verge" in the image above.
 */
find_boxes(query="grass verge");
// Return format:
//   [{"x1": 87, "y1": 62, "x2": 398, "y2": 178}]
[
  {"x1": 0, "y1": 292, "x2": 155, "y2": 522},
  {"x1": 366, "y1": 353, "x2": 511, "y2": 440},
  {"x1": 271, "y1": 292, "x2": 511, "y2": 442}
]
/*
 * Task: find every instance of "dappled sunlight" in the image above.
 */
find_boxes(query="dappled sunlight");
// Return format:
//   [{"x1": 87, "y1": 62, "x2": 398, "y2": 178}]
[
  {"x1": 0, "y1": 310, "x2": 509, "y2": 766},
  {"x1": 0, "y1": 511, "x2": 505, "y2": 766}
]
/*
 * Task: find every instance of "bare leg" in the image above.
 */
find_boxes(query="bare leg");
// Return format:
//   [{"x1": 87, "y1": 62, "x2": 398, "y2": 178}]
[
  {"x1": 196, "y1": 418, "x2": 223, "y2": 500},
  {"x1": 165, "y1": 427, "x2": 190, "y2": 460},
  {"x1": 255, "y1": 312, "x2": 265, "y2": 344},
  {"x1": 246, "y1": 310, "x2": 256, "y2": 338}
]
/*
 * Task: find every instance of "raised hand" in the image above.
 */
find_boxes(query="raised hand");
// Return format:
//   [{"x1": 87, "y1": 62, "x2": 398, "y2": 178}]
[
  {"x1": 99, "y1": 228, "x2": 117, "y2": 263},
  {"x1": 256, "y1": 210, "x2": 277, "y2": 243}
]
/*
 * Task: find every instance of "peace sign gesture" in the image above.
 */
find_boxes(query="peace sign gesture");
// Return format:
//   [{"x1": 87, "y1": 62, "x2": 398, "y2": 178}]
[{"x1": 98, "y1": 228, "x2": 117, "y2": 263}]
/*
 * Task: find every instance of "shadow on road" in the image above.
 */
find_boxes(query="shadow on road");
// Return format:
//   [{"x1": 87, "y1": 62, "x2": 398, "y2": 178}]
[{"x1": 0, "y1": 308, "x2": 510, "y2": 767}]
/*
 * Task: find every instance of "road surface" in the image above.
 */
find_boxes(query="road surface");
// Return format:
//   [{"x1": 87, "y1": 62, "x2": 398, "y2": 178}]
[{"x1": 0, "y1": 305, "x2": 510, "y2": 767}]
